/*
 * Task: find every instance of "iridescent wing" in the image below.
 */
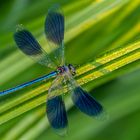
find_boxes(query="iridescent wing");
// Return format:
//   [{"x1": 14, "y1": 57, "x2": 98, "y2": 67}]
[
  {"x1": 44, "y1": 4, "x2": 65, "y2": 66},
  {"x1": 72, "y1": 86, "x2": 104, "y2": 118},
  {"x1": 46, "y1": 76, "x2": 68, "y2": 136},
  {"x1": 14, "y1": 28, "x2": 56, "y2": 69},
  {"x1": 66, "y1": 72, "x2": 104, "y2": 119}
]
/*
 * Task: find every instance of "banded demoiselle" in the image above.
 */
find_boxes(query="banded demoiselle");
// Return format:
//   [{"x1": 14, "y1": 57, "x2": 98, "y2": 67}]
[{"x1": 0, "y1": 4, "x2": 104, "y2": 135}]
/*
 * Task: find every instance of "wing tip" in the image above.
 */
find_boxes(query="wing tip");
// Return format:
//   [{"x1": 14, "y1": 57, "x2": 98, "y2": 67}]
[
  {"x1": 47, "y1": 96, "x2": 68, "y2": 135},
  {"x1": 72, "y1": 86, "x2": 108, "y2": 120},
  {"x1": 48, "y1": 4, "x2": 62, "y2": 13},
  {"x1": 54, "y1": 127, "x2": 68, "y2": 136},
  {"x1": 14, "y1": 28, "x2": 42, "y2": 55},
  {"x1": 93, "y1": 109, "x2": 109, "y2": 121},
  {"x1": 45, "y1": 4, "x2": 64, "y2": 45}
]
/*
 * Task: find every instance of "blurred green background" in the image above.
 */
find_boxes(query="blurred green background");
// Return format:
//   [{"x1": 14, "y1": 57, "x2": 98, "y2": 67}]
[{"x1": 0, "y1": 0, "x2": 140, "y2": 140}]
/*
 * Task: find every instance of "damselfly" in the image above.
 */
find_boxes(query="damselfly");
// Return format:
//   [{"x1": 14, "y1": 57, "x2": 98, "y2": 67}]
[{"x1": 0, "y1": 4, "x2": 104, "y2": 135}]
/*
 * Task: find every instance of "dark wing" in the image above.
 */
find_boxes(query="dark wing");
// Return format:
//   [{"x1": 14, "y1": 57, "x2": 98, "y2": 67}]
[
  {"x1": 14, "y1": 28, "x2": 56, "y2": 69},
  {"x1": 66, "y1": 72, "x2": 105, "y2": 119},
  {"x1": 45, "y1": 4, "x2": 65, "y2": 66},
  {"x1": 72, "y1": 86, "x2": 103, "y2": 117},
  {"x1": 46, "y1": 76, "x2": 68, "y2": 136}
]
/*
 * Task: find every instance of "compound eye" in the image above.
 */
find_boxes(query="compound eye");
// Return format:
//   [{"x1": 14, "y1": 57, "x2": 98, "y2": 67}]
[
  {"x1": 68, "y1": 64, "x2": 76, "y2": 76},
  {"x1": 68, "y1": 64, "x2": 72, "y2": 68}
]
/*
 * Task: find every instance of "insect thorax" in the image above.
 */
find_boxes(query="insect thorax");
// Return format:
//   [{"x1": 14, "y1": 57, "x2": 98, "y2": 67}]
[{"x1": 57, "y1": 64, "x2": 76, "y2": 76}]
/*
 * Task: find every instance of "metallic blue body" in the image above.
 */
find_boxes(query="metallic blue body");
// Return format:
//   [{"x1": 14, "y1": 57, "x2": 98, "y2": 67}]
[{"x1": 0, "y1": 71, "x2": 57, "y2": 96}]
